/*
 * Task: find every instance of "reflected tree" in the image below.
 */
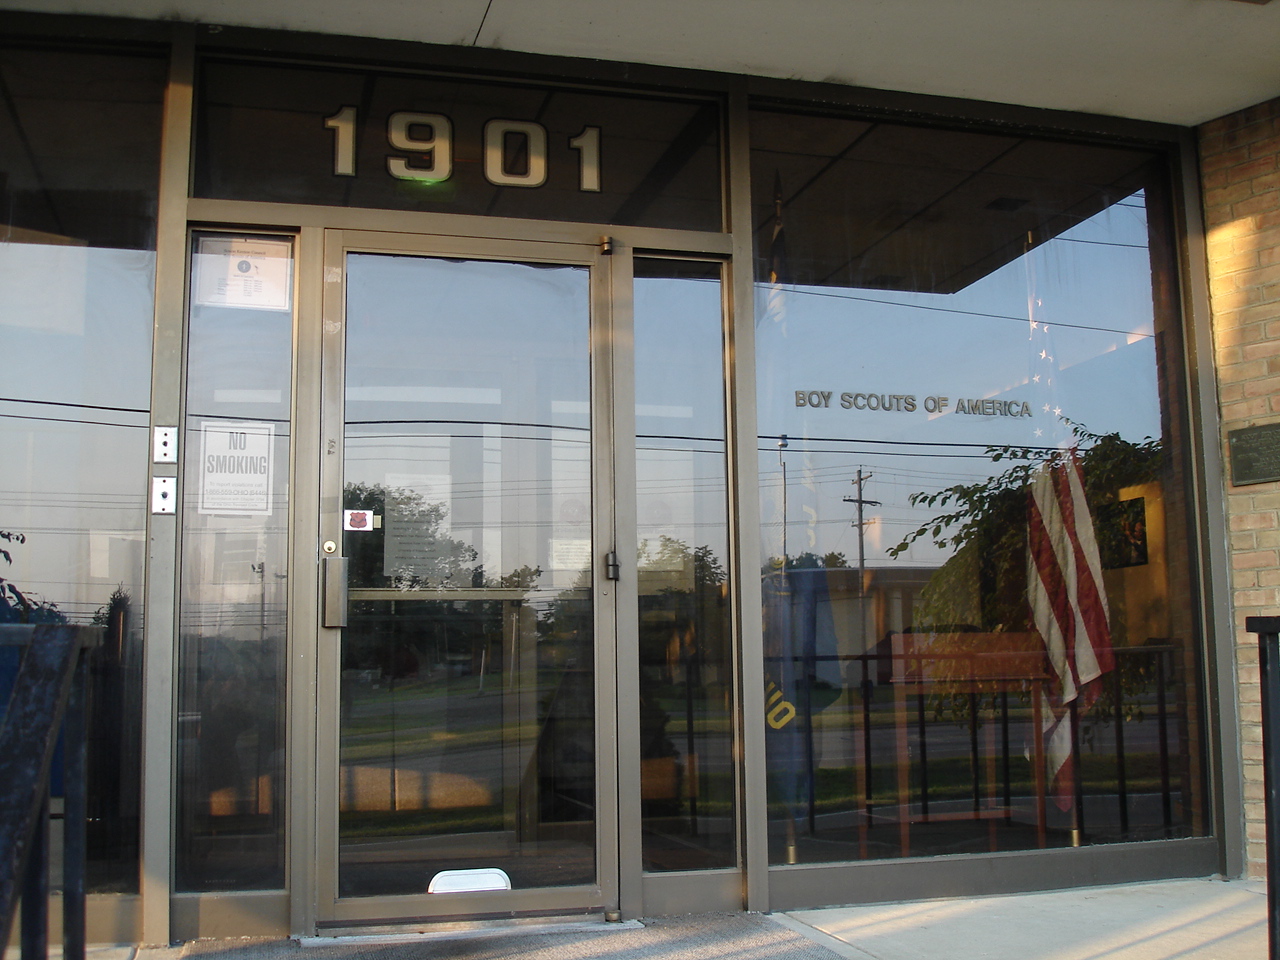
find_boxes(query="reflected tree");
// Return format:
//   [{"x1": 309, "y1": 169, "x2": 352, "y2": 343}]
[
  {"x1": 887, "y1": 422, "x2": 1165, "y2": 724},
  {"x1": 343, "y1": 482, "x2": 478, "y2": 589},
  {"x1": 889, "y1": 423, "x2": 1163, "y2": 632},
  {"x1": 0, "y1": 529, "x2": 64, "y2": 623},
  {"x1": 341, "y1": 482, "x2": 543, "y2": 678}
]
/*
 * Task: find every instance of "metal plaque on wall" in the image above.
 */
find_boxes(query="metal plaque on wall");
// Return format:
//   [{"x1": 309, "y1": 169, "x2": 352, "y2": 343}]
[{"x1": 1229, "y1": 422, "x2": 1280, "y2": 486}]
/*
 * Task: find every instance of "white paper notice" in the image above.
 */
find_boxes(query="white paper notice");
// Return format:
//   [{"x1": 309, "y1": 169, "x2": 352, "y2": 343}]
[
  {"x1": 382, "y1": 475, "x2": 453, "y2": 578},
  {"x1": 550, "y1": 539, "x2": 592, "y2": 571},
  {"x1": 199, "y1": 421, "x2": 274, "y2": 515},
  {"x1": 194, "y1": 237, "x2": 293, "y2": 311}
]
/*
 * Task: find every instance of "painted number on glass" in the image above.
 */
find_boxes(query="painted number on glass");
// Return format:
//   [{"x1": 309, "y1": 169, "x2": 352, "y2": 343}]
[{"x1": 324, "y1": 108, "x2": 601, "y2": 192}]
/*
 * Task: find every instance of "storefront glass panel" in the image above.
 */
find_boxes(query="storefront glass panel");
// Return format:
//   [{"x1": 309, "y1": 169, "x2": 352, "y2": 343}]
[
  {"x1": 176, "y1": 233, "x2": 294, "y2": 891},
  {"x1": 0, "y1": 44, "x2": 166, "y2": 893},
  {"x1": 750, "y1": 110, "x2": 1205, "y2": 864},
  {"x1": 336, "y1": 251, "x2": 597, "y2": 896},
  {"x1": 633, "y1": 259, "x2": 735, "y2": 872},
  {"x1": 195, "y1": 60, "x2": 722, "y2": 232},
  {"x1": 0, "y1": 16, "x2": 1233, "y2": 927}
]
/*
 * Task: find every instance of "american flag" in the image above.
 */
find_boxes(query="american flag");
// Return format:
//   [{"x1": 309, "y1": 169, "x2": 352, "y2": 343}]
[
  {"x1": 762, "y1": 171, "x2": 788, "y2": 333},
  {"x1": 1027, "y1": 450, "x2": 1114, "y2": 809}
]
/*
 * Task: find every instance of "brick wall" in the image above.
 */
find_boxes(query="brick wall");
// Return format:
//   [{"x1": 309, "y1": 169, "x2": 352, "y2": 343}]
[{"x1": 1199, "y1": 97, "x2": 1280, "y2": 879}]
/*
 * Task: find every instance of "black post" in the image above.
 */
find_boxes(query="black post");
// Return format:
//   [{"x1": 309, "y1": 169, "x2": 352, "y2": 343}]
[
  {"x1": 861, "y1": 656, "x2": 874, "y2": 822},
  {"x1": 63, "y1": 652, "x2": 88, "y2": 960},
  {"x1": 969, "y1": 691, "x2": 981, "y2": 813},
  {"x1": 1247, "y1": 615, "x2": 1280, "y2": 960},
  {"x1": 684, "y1": 648, "x2": 698, "y2": 835},
  {"x1": 1001, "y1": 691, "x2": 1012, "y2": 821},
  {"x1": 1113, "y1": 662, "x2": 1129, "y2": 836},
  {"x1": 1156, "y1": 647, "x2": 1173, "y2": 831},
  {"x1": 916, "y1": 686, "x2": 929, "y2": 817},
  {"x1": 20, "y1": 794, "x2": 48, "y2": 960},
  {"x1": 1071, "y1": 699, "x2": 1084, "y2": 845},
  {"x1": 803, "y1": 653, "x2": 816, "y2": 834}
]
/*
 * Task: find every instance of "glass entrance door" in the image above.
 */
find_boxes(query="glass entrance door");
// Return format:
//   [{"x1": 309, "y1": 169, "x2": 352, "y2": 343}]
[{"x1": 315, "y1": 231, "x2": 616, "y2": 923}]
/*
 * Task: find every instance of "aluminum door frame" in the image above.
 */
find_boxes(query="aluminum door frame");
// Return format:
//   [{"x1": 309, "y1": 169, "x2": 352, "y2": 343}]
[{"x1": 313, "y1": 228, "x2": 620, "y2": 926}]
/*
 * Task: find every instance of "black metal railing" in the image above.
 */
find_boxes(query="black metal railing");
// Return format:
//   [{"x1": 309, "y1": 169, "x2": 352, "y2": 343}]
[
  {"x1": 765, "y1": 641, "x2": 1183, "y2": 850},
  {"x1": 0, "y1": 624, "x2": 101, "y2": 960},
  {"x1": 1246, "y1": 616, "x2": 1280, "y2": 960}
]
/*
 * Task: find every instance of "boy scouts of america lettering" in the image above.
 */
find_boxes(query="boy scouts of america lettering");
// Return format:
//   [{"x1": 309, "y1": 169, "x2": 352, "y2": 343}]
[{"x1": 794, "y1": 390, "x2": 1034, "y2": 418}]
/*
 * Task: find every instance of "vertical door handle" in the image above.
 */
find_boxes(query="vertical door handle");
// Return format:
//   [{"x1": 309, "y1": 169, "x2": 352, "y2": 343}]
[{"x1": 323, "y1": 556, "x2": 349, "y2": 627}]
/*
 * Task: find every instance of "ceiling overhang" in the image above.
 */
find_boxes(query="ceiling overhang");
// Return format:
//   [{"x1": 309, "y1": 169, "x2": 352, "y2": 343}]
[{"x1": 3, "y1": 0, "x2": 1280, "y2": 126}]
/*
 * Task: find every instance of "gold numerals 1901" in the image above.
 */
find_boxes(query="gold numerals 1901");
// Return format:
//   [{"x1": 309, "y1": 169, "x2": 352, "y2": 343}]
[{"x1": 324, "y1": 107, "x2": 601, "y2": 192}]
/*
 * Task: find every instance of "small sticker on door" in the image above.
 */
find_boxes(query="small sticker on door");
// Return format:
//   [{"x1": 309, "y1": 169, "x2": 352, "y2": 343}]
[{"x1": 344, "y1": 509, "x2": 380, "y2": 530}]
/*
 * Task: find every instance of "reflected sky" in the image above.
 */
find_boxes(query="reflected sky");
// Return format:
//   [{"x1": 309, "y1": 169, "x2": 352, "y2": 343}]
[
  {"x1": 756, "y1": 192, "x2": 1164, "y2": 568},
  {"x1": 344, "y1": 254, "x2": 591, "y2": 590},
  {"x1": 635, "y1": 261, "x2": 727, "y2": 561},
  {"x1": 0, "y1": 244, "x2": 153, "y2": 619}
]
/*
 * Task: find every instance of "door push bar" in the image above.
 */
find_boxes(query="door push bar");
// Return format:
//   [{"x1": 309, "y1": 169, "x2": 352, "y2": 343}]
[{"x1": 323, "y1": 556, "x2": 349, "y2": 627}]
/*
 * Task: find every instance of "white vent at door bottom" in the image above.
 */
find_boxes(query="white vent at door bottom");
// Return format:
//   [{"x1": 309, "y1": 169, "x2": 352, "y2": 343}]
[{"x1": 427, "y1": 868, "x2": 512, "y2": 894}]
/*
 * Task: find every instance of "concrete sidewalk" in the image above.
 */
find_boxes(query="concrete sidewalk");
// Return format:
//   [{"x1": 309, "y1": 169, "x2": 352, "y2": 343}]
[
  {"x1": 774, "y1": 878, "x2": 1268, "y2": 960},
  {"x1": 12, "y1": 878, "x2": 1269, "y2": 960}
]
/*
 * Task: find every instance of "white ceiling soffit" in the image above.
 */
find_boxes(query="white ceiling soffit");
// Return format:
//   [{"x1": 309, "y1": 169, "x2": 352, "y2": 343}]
[{"x1": 7, "y1": 0, "x2": 1280, "y2": 126}]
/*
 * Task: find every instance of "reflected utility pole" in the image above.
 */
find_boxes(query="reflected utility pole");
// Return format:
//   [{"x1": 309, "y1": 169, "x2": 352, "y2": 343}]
[
  {"x1": 778, "y1": 435, "x2": 789, "y2": 563},
  {"x1": 844, "y1": 470, "x2": 880, "y2": 648},
  {"x1": 778, "y1": 435, "x2": 797, "y2": 863}
]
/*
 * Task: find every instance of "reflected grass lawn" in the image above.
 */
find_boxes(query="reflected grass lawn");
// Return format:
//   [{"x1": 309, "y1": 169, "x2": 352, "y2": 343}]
[{"x1": 340, "y1": 807, "x2": 505, "y2": 839}]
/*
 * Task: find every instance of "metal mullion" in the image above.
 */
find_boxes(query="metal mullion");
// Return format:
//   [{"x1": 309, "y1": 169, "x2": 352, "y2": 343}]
[
  {"x1": 724, "y1": 85, "x2": 769, "y2": 913},
  {"x1": 1174, "y1": 132, "x2": 1240, "y2": 876},
  {"x1": 287, "y1": 225, "x2": 326, "y2": 935},
  {"x1": 141, "y1": 24, "x2": 194, "y2": 948},
  {"x1": 590, "y1": 237, "x2": 624, "y2": 915},
  {"x1": 767, "y1": 838, "x2": 1218, "y2": 909},
  {"x1": 313, "y1": 228, "x2": 349, "y2": 920},
  {"x1": 322, "y1": 885, "x2": 606, "y2": 925},
  {"x1": 185, "y1": 198, "x2": 733, "y2": 256},
  {"x1": 331, "y1": 231, "x2": 594, "y2": 264},
  {"x1": 608, "y1": 241, "x2": 642, "y2": 918}
]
